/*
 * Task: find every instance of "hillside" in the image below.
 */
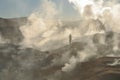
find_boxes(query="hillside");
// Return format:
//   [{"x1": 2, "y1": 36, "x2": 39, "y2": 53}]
[
  {"x1": 0, "y1": 18, "x2": 27, "y2": 43},
  {"x1": 0, "y1": 18, "x2": 120, "y2": 80}
]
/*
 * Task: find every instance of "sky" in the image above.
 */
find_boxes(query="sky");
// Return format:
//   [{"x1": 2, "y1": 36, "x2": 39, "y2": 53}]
[{"x1": 0, "y1": 0, "x2": 80, "y2": 19}]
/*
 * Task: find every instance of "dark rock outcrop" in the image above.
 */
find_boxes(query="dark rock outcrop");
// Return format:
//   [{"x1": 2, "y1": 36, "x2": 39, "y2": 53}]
[{"x1": 0, "y1": 18, "x2": 27, "y2": 44}]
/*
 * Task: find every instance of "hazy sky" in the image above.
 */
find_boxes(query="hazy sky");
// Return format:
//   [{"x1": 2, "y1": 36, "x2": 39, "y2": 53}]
[{"x1": 0, "y1": 0, "x2": 79, "y2": 19}]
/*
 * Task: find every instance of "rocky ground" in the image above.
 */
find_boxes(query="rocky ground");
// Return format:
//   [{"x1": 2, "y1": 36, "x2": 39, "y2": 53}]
[{"x1": 0, "y1": 43, "x2": 119, "y2": 80}]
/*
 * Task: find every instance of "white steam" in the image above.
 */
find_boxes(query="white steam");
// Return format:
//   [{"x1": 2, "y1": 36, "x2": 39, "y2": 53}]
[
  {"x1": 61, "y1": 0, "x2": 120, "y2": 71},
  {"x1": 68, "y1": 0, "x2": 120, "y2": 34},
  {"x1": 20, "y1": 0, "x2": 83, "y2": 50},
  {"x1": 62, "y1": 45, "x2": 97, "y2": 72},
  {"x1": 107, "y1": 59, "x2": 120, "y2": 66},
  {"x1": 20, "y1": 0, "x2": 120, "y2": 50},
  {"x1": 19, "y1": 0, "x2": 120, "y2": 72},
  {"x1": 20, "y1": 0, "x2": 61, "y2": 50}
]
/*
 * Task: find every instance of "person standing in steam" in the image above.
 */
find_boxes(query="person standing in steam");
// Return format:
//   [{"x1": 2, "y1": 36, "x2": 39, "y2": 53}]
[{"x1": 69, "y1": 34, "x2": 72, "y2": 45}]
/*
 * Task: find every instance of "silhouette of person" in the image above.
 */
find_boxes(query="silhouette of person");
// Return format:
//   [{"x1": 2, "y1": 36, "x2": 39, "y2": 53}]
[{"x1": 69, "y1": 34, "x2": 72, "y2": 45}]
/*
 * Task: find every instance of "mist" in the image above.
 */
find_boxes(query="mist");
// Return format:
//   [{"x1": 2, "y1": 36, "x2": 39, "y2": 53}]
[
  {"x1": 0, "y1": 0, "x2": 120, "y2": 80},
  {"x1": 20, "y1": 0, "x2": 83, "y2": 51},
  {"x1": 19, "y1": 0, "x2": 120, "y2": 71}
]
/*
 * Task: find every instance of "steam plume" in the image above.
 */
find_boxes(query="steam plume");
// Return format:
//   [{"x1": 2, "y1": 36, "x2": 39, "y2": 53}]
[
  {"x1": 61, "y1": 0, "x2": 120, "y2": 72},
  {"x1": 20, "y1": 0, "x2": 83, "y2": 50},
  {"x1": 68, "y1": 0, "x2": 120, "y2": 34}
]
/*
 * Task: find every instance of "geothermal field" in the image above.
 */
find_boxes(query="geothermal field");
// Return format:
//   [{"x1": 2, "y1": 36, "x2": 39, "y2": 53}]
[{"x1": 0, "y1": 0, "x2": 120, "y2": 80}]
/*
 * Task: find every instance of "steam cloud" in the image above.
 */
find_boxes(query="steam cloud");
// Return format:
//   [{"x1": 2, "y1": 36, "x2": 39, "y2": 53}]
[
  {"x1": 62, "y1": 0, "x2": 120, "y2": 72},
  {"x1": 19, "y1": 0, "x2": 120, "y2": 72},
  {"x1": 20, "y1": 0, "x2": 82, "y2": 51},
  {"x1": 68, "y1": 0, "x2": 120, "y2": 34},
  {"x1": 20, "y1": 0, "x2": 61, "y2": 50}
]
